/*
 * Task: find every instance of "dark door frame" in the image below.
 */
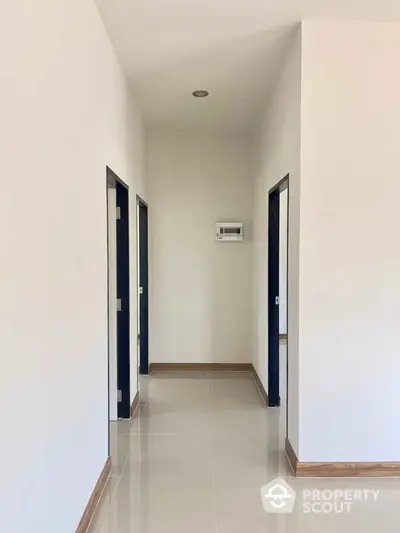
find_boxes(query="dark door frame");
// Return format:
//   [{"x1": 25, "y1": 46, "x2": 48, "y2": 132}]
[
  {"x1": 107, "y1": 167, "x2": 131, "y2": 425},
  {"x1": 268, "y1": 174, "x2": 289, "y2": 409},
  {"x1": 137, "y1": 195, "x2": 149, "y2": 376}
]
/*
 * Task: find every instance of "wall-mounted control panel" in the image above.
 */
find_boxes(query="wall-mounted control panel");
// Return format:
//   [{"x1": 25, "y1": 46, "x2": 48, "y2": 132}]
[{"x1": 216, "y1": 222, "x2": 243, "y2": 242}]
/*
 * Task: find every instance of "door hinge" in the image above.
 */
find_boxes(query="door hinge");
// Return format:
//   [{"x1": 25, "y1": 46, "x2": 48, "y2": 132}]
[
  {"x1": 116, "y1": 207, "x2": 121, "y2": 220},
  {"x1": 275, "y1": 296, "x2": 280, "y2": 305},
  {"x1": 139, "y1": 286, "x2": 144, "y2": 295},
  {"x1": 117, "y1": 298, "x2": 122, "y2": 312},
  {"x1": 117, "y1": 390, "x2": 122, "y2": 403}
]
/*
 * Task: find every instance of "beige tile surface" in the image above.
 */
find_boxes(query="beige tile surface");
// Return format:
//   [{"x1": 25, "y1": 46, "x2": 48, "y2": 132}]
[{"x1": 89, "y1": 359, "x2": 400, "y2": 533}]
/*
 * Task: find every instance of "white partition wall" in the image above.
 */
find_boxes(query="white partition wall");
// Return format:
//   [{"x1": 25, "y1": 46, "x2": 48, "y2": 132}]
[
  {"x1": 297, "y1": 21, "x2": 400, "y2": 462},
  {"x1": 0, "y1": 1, "x2": 147, "y2": 530},
  {"x1": 279, "y1": 188, "x2": 288, "y2": 335},
  {"x1": 108, "y1": 186, "x2": 118, "y2": 422}
]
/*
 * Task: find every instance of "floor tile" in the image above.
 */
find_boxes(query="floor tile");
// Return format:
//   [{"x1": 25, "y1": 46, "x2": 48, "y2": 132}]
[
  {"x1": 89, "y1": 362, "x2": 400, "y2": 533},
  {"x1": 123, "y1": 433, "x2": 213, "y2": 480},
  {"x1": 145, "y1": 376, "x2": 209, "y2": 412},
  {"x1": 126, "y1": 404, "x2": 211, "y2": 436},
  {"x1": 209, "y1": 373, "x2": 263, "y2": 410}
]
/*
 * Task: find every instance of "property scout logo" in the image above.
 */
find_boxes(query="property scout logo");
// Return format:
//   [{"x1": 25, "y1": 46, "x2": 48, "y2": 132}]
[{"x1": 261, "y1": 478, "x2": 379, "y2": 514}]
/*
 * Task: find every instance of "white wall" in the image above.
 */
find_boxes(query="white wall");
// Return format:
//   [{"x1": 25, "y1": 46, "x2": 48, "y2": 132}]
[
  {"x1": 0, "y1": 1, "x2": 146, "y2": 531},
  {"x1": 253, "y1": 28, "x2": 301, "y2": 449},
  {"x1": 253, "y1": 27, "x2": 302, "y2": 452},
  {"x1": 298, "y1": 21, "x2": 400, "y2": 462},
  {"x1": 148, "y1": 131, "x2": 253, "y2": 364},
  {"x1": 279, "y1": 189, "x2": 288, "y2": 334}
]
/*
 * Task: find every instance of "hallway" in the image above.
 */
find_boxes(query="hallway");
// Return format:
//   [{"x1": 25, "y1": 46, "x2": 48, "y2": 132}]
[{"x1": 88, "y1": 364, "x2": 400, "y2": 533}]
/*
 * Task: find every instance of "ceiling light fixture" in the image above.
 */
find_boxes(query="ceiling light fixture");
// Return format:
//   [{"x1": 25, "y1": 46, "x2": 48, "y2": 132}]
[{"x1": 192, "y1": 90, "x2": 209, "y2": 98}]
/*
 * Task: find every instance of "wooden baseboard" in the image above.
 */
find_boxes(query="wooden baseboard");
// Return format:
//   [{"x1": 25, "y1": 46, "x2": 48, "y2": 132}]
[
  {"x1": 298, "y1": 462, "x2": 400, "y2": 477},
  {"x1": 251, "y1": 365, "x2": 269, "y2": 406},
  {"x1": 285, "y1": 438, "x2": 400, "y2": 477},
  {"x1": 130, "y1": 390, "x2": 140, "y2": 418},
  {"x1": 285, "y1": 437, "x2": 297, "y2": 474},
  {"x1": 149, "y1": 363, "x2": 253, "y2": 373},
  {"x1": 75, "y1": 457, "x2": 111, "y2": 533}
]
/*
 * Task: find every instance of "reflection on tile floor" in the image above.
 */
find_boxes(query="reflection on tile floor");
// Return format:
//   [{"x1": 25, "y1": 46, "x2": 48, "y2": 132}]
[{"x1": 89, "y1": 364, "x2": 400, "y2": 532}]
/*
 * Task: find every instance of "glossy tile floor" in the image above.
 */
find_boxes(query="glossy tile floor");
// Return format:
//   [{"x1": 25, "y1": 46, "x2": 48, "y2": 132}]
[{"x1": 89, "y1": 361, "x2": 400, "y2": 532}]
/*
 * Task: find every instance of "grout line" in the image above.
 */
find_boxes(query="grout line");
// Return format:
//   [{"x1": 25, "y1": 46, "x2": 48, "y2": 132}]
[
  {"x1": 212, "y1": 470, "x2": 219, "y2": 533},
  {"x1": 87, "y1": 427, "x2": 137, "y2": 531},
  {"x1": 207, "y1": 373, "x2": 219, "y2": 533},
  {"x1": 109, "y1": 427, "x2": 138, "y2": 503}
]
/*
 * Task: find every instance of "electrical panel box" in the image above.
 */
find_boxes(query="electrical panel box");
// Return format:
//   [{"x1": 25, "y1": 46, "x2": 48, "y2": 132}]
[{"x1": 216, "y1": 222, "x2": 243, "y2": 242}]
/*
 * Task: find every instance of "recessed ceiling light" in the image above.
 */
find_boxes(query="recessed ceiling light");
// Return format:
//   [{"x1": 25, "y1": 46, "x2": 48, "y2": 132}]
[{"x1": 192, "y1": 90, "x2": 209, "y2": 98}]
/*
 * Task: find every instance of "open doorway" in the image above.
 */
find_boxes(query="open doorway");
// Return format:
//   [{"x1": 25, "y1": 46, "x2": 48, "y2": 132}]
[
  {"x1": 137, "y1": 196, "x2": 149, "y2": 375},
  {"x1": 278, "y1": 187, "x2": 288, "y2": 415},
  {"x1": 267, "y1": 175, "x2": 289, "y2": 409},
  {"x1": 107, "y1": 167, "x2": 131, "y2": 426}
]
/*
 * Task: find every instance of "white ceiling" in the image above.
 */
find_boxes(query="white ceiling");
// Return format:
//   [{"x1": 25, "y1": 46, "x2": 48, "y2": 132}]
[{"x1": 96, "y1": 0, "x2": 400, "y2": 132}]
